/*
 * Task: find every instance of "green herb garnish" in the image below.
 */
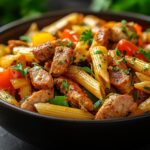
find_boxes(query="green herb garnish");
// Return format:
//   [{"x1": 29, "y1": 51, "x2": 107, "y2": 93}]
[
  {"x1": 12, "y1": 62, "x2": 28, "y2": 76},
  {"x1": 20, "y1": 35, "x2": 31, "y2": 42},
  {"x1": 80, "y1": 30, "x2": 93, "y2": 45},
  {"x1": 115, "y1": 48, "x2": 121, "y2": 57},
  {"x1": 94, "y1": 50, "x2": 103, "y2": 55},
  {"x1": 144, "y1": 86, "x2": 150, "y2": 90},
  {"x1": 70, "y1": 56, "x2": 74, "y2": 62},
  {"x1": 143, "y1": 64, "x2": 149, "y2": 71},
  {"x1": 93, "y1": 100, "x2": 102, "y2": 110},
  {"x1": 138, "y1": 48, "x2": 150, "y2": 62},
  {"x1": 146, "y1": 28, "x2": 150, "y2": 32},
  {"x1": 123, "y1": 69, "x2": 130, "y2": 75},
  {"x1": 66, "y1": 41, "x2": 73, "y2": 47},
  {"x1": 62, "y1": 80, "x2": 69, "y2": 92},
  {"x1": 80, "y1": 66, "x2": 93, "y2": 74},
  {"x1": 112, "y1": 67, "x2": 120, "y2": 72},
  {"x1": 49, "y1": 96, "x2": 69, "y2": 107}
]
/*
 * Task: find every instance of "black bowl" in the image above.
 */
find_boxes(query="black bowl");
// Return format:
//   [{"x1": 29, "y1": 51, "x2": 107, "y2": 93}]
[{"x1": 0, "y1": 10, "x2": 150, "y2": 148}]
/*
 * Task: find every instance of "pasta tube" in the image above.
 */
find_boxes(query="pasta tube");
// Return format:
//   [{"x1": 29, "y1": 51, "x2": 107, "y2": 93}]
[
  {"x1": 83, "y1": 15, "x2": 106, "y2": 27},
  {"x1": 125, "y1": 56, "x2": 150, "y2": 76},
  {"x1": 135, "y1": 72, "x2": 150, "y2": 82},
  {"x1": 134, "y1": 81, "x2": 150, "y2": 94},
  {"x1": 35, "y1": 103, "x2": 94, "y2": 120},
  {"x1": 0, "y1": 90, "x2": 19, "y2": 106},
  {"x1": 42, "y1": 13, "x2": 83, "y2": 34},
  {"x1": 67, "y1": 65, "x2": 105, "y2": 99},
  {"x1": 13, "y1": 47, "x2": 35, "y2": 62},
  {"x1": 90, "y1": 46, "x2": 110, "y2": 88}
]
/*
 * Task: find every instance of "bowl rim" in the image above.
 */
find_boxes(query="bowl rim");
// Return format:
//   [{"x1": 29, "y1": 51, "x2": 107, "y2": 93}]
[{"x1": 0, "y1": 9, "x2": 150, "y2": 124}]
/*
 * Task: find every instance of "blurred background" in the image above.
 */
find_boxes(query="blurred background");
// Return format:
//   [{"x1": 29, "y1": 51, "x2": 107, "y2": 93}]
[{"x1": 0, "y1": 0, "x2": 150, "y2": 25}]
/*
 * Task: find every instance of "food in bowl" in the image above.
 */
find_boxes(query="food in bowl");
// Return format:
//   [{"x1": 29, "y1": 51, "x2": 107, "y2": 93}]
[{"x1": 0, "y1": 13, "x2": 150, "y2": 120}]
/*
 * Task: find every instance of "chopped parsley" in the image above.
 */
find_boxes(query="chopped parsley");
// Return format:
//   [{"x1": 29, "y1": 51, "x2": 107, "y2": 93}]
[
  {"x1": 144, "y1": 86, "x2": 150, "y2": 90},
  {"x1": 132, "y1": 57, "x2": 136, "y2": 62},
  {"x1": 115, "y1": 48, "x2": 121, "y2": 57},
  {"x1": 93, "y1": 100, "x2": 102, "y2": 110},
  {"x1": 80, "y1": 30, "x2": 93, "y2": 45},
  {"x1": 143, "y1": 64, "x2": 149, "y2": 71},
  {"x1": 123, "y1": 69, "x2": 130, "y2": 75},
  {"x1": 112, "y1": 67, "x2": 120, "y2": 72},
  {"x1": 98, "y1": 64, "x2": 101, "y2": 67},
  {"x1": 138, "y1": 48, "x2": 150, "y2": 62},
  {"x1": 70, "y1": 56, "x2": 74, "y2": 62},
  {"x1": 62, "y1": 80, "x2": 69, "y2": 92},
  {"x1": 19, "y1": 35, "x2": 31, "y2": 42},
  {"x1": 133, "y1": 91, "x2": 139, "y2": 101},
  {"x1": 66, "y1": 41, "x2": 73, "y2": 47},
  {"x1": 49, "y1": 96, "x2": 69, "y2": 107},
  {"x1": 146, "y1": 28, "x2": 150, "y2": 32},
  {"x1": 94, "y1": 50, "x2": 103, "y2": 55},
  {"x1": 80, "y1": 66, "x2": 93, "y2": 74},
  {"x1": 12, "y1": 62, "x2": 28, "y2": 76}
]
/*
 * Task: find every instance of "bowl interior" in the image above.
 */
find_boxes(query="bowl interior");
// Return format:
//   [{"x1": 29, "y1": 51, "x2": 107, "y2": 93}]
[{"x1": 0, "y1": 10, "x2": 150, "y2": 123}]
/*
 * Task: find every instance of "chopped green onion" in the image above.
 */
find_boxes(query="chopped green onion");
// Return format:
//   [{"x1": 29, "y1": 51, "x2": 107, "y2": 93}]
[
  {"x1": 80, "y1": 66, "x2": 93, "y2": 74},
  {"x1": 49, "y1": 96, "x2": 69, "y2": 107},
  {"x1": 94, "y1": 50, "x2": 103, "y2": 55},
  {"x1": 20, "y1": 35, "x2": 31, "y2": 42},
  {"x1": 93, "y1": 100, "x2": 102, "y2": 110}
]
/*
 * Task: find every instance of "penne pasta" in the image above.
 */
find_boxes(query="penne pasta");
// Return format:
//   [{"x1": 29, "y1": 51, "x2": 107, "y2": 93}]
[
  {"x1": 0, "y1": 54, "x2": 23, "y2": 68},
  {"x1": 74, "y1": 41, "x2": 89, "y2": 63},
  {"x1": 35, "y1": 103, "x2": 94, "y2": 120},
  {"x1": 135, "y1": 72, "x2": 150, "y2": 82},
  {"x1": 90, "y1": 46, "x2": 110, "y2": 89},
  {"x1": 42, "y1": 13, "x2": 83, "y2": 34},
  {"x1": 134, "y1": 81, "x2": 150, "y2": 94},
  {"x1": 13, "y1": 46, "x2": 35, "y2": 62},
  {"x1": 83, "y1": 15, "x2": 106, "y2": 27},
  {"x1": 67, "y1": 65, "x2": 105, "y2": 99},
  {"x1": 138, "y1": 97, "x2": 150, "y2": 112},
  {"x1": 0, "y1": 90, "x2": 19, "y2": 106},
  {"x1": 125, "y1": 56, "x2": 150, "y2": 76}
]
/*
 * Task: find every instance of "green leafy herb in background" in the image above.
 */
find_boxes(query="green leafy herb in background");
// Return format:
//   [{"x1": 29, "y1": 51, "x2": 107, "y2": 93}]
[
  {"x1": 0, "y1": 0, "x2": 48, "y2": 24},
  {"x1": 91, "y1": 0, "x2": 150, "y2": 16}
]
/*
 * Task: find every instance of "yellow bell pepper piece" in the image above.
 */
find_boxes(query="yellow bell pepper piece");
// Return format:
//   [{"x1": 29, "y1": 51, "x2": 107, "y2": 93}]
[{"x1": 32, "y1": 32, "x2": 55, "y2": 46}]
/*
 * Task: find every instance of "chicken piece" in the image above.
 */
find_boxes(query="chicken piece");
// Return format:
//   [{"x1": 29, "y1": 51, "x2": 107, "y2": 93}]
[
  {"x1": 50, "y1": 46, "x2": 73, "y2": 77},
  {"x1": 108, "y1": 66, "x2": 133, "y2": 93},
  {"x1": 8, "y1": 40, "x2": 28, "y2": 50},
  {"x1": 95, "y1": 94, "x2": 137, "y2": 120},
  {"x1": 94, "y1": 27, "x2": 111, "y2": 46},
  {"x1": 32, "y1": 42, "x2": 56, "y2": 62},
  {"x1": 108, "y1": 50, "x2": 133, "y2": 93},
  {"x1": 111, "y1": 23, "x2": 137, "y2": 43},
  {"x1": 54, "y1": 77, "x2": 93, "y2": 111},
  {"x1": 29, "y1": 66, "x2": 53, "y2": 89},
  {"x1": 44, "y1": 61, "x2": 52, "y2": 72},
  {"x1": 21, "y1": 89, "x2": 54, "y2": 111}
]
